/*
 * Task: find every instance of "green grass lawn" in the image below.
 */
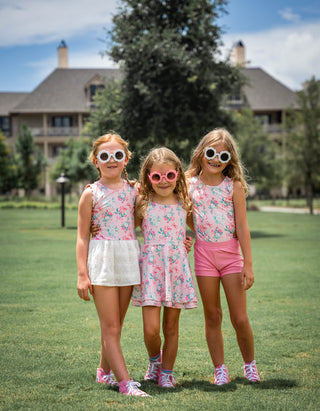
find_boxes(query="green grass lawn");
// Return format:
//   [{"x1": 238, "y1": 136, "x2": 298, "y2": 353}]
[{"x1": 0, "y1": 209, "x2": 319, "y2": 410}]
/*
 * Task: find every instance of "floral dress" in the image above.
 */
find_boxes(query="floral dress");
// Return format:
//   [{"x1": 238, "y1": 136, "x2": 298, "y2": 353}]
[{"x1": 132, "y1": 201, "x2": 197, "y2": 309}]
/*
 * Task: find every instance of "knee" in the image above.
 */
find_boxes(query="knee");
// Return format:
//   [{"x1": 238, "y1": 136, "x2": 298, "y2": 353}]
[
  {"x1": 205, "y1": 307, "x2": 223, "y2": 329},
  {"x1": 144, "y1": 323, "x2": 160, "y2": 341},
  {"x1": 163, "y1": 321, "x2": 179, "y2": 339},
  {"x1": 230, "y1": 314, "x2": 249, "y2": 331},
  {"x1": 101, "y1": 321, "x2": 121, "y2": 339}
]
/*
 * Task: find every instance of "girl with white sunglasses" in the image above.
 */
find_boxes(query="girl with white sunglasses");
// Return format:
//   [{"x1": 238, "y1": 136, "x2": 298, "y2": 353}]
[
  {"x1": 186, "y1": 128, "x2": 260, "y2": 385},
  {"x1": 76, "y1": 132, "x2": 150, "y2": 397}
]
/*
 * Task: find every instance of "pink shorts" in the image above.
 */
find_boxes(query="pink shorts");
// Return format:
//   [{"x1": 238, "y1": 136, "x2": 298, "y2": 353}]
[{"x1": 194, "y1": 238, "x2": 243, "y2": 277}]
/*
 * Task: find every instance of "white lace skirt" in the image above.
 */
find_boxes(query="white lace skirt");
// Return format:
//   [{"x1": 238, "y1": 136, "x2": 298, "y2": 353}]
[{"x1": 87, "y1": 239, "x2": 141, "y2": 286}]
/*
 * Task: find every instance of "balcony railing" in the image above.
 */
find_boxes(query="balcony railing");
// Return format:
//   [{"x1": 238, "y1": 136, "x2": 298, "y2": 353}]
[{"x1": 30, "y1": 127, "x2": 81, "y2": 137}]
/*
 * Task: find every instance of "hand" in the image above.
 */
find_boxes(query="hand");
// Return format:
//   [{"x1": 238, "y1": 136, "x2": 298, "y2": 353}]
[
  {"x1": 241, "y1": 265, "x2": 254, "y2": 290},
  {"x1": 184, "y1": 235, "x2": 193, "y2": 253},
  {"x1": 91, "y1": 224, "x2": 100, "y2": 237},
  {"x1": 77, "y1": 275, "x2": 93, "y2": 301}
]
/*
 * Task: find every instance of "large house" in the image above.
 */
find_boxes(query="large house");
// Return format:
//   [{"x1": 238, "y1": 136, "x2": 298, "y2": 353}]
[{"x1": 0, "y1": 41, "x2": 298, "y2": 196}]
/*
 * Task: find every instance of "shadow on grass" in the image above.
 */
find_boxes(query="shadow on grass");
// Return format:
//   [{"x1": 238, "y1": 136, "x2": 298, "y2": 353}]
[
  {"x1": 232, "y1": 377, "x2": 298, "y2": 390},
  {"x1": 180, "y1": 380, "x2": 238, "y2": 392},
  {"x1": 250, "y1": 231, "x2": 285, "y2": 239}
]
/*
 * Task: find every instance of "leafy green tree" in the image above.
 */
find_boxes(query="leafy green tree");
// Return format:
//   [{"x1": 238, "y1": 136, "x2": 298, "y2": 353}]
[
  {"x1": 15, "y1": 124, "x2": 46, "y2": 197},
  {"x1": 107, "y1": 0, "x2": 241, "y2": 167},
  {"x1": 85, "y1": 79, "x2": 122, "y2": 140},
  {"x1": 232, "y1": 108, "x2": 279, "y2": 194},
  {"x1": 284, "y1": 76, "x2": 320, "y2": 214},
  {"x1": 51, "y1": 137, "x2": 98, "y2": 185},
  {"x1": 0, "y1": 132, "x2": 18, "y2": 193}
]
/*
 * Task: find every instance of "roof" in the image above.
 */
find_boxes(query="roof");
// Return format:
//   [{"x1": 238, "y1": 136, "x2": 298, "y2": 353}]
[
  {"x1": 0, "y1": 92, "x2": 28, "y2": 116},
  {"x1": 11, "y1": 68, "x2": 121, "y2": 114},
  {"x1": 241, "y1": 67, "x2": 299, "y2": 111}
]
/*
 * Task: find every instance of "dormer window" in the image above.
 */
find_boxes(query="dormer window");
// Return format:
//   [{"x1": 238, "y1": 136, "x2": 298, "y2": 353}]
[
  {"x1": 85, "y1": 75, "x2": 106, "y2": 106},
  {"x1": 89, "y1": 84, "x2": 105, "y2": 102}
]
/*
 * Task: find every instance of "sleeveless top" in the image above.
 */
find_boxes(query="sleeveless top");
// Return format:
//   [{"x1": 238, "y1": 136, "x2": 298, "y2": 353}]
[
  {"x1": 89, "y1": 180, "x2": 138, "y2": 240},
  {"x1": 188, "y1": 176, "x2": 235, "y2": 242}
]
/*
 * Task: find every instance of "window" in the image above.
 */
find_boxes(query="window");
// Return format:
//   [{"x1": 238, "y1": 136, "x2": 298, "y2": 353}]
[
  {"x1": 90, "y1": 84, "x2": 105, "y2": 102},
  {"x1": 52, "y1": 116, "x2": 73, "y2": 127},
  {"x1": 0, "y1": 116, "x2": 10, "y2": 136}
]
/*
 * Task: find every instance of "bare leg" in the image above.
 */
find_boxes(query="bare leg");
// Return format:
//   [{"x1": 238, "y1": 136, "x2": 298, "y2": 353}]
[
  {"x1": 142, "y1": 306, "x2": 162, "y2": 357},
  {"x1": 93, "y1": 285, "x2": 132, "y2": 382},
  {"x1": 161, "y1": 307, "x2": 181, "y2": 370},
  {"x1": 222, "y1": 273, "x2": 255, "y2": 363},
  {"x1": 98, "y1": 285, "x2": 132, "y2": 373},
  {"x1": 196, "y1": 276, "x2": 224, "y2": 367}
]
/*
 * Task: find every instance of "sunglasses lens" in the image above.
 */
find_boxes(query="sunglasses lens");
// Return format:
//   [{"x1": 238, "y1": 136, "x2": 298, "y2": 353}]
[
  {"x1": 115, "y1": 150, "x2": 125, "y2": 161},
  {"x1": 151, "y1": 173, "x2": 161, "y2": 183},
  {"x1": 166, "y1": 171, "x2": 176, "y2": 181},
  {"x1": 205, "y1": 148, "x2": 216, "y2": 159},
  {"x1": 220, "y1": 152, "x2": 231, "y2": 163},
  {"x1": 99, "y1": 152, "x2": 109, "y2": 162}
]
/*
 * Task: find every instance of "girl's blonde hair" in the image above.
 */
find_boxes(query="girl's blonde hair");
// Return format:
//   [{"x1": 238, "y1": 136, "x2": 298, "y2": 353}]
[
  {"x1": 186, "y1": 128, "x2": 248, "y2": 195},
  {"x1": 89, "y1": 131, "x2": 134, "y2": 186},
  {"x1": 137, "y1": 147, "x2": 192, "y2": 218}
]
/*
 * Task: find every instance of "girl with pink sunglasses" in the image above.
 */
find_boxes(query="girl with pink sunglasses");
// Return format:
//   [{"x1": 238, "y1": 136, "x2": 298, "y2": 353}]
[{"x1": 132, "y1": 147, "x2": 198, "y2": 388}]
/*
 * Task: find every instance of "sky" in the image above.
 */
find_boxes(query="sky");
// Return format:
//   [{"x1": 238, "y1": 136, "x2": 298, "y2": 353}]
[{"x1": 0, "y1": 0, "x2": 319, "y2": 92}]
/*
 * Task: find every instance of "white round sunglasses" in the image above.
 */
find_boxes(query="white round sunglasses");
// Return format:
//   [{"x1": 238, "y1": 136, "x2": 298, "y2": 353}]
[
  {"x1": 97, "y1": 149, "x2": 126, "y2": 163},
  {"x1": 204, "y1": 147, "x2": 231, "y2": 164}
]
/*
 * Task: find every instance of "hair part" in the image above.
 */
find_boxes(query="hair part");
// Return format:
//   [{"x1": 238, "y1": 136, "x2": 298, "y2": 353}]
[
  {"x1": 90, "y1": 131, "x2": 135, "y2": 186},
  {"x1": 186, "y1": 128, "x2": 248, "y2": 195},
  {"x1": 137, "y1": 147, "x2": 192, "y2": 218}
]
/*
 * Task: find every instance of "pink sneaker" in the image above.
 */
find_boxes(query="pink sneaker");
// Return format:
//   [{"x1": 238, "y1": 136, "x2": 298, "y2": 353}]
[
  {"x1": 144, "y1": 352, "x2": 162, "y2": 381},
  {"x1": 212, "y1": 364, "x2": 229, "y2": 385},
  {"x1": 243, "y1": 360, "x2": 260, "y2": 382},
  {"x1": 96, "y1": 368, "x2": 118, "y2": 387},
  {"x1": 118, "y1": 380, "x2": 151, "y2": 397},
  {"x1": 158, "y1": 370, "x2": 176, "y2": 388}
]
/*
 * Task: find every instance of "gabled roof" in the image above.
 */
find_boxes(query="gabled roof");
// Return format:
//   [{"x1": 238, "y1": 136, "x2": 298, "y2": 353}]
[
  {"x1": 0, "y1": 92, "x2": 28, "y2": 116},
  {"x1": 241, "y1": 67, "x2": 299, "y2": 111},
  {"x1": 11, "y1": 68, "x2": 121, "y2": 114}
]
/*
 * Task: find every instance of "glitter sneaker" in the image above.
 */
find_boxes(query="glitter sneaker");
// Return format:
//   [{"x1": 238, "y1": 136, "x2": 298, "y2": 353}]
[
  {"x1": 158, "y1": 370, "x2": 176, "y2": 388},
  {"x1": 118, "y1": 380, "x2": 151, "y2": 397},
  {"x1": 212, "y1": 364, "x2": 229, "y2": 385},
  {"x1": 96, "y1": 368, "x2": 118, "y2": 387},
  {"x1": 243, "y1": 360, "x2": 260, "y2": 382}
]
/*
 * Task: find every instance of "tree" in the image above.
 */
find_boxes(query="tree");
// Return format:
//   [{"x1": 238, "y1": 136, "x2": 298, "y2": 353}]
[
  {"x1": 85, "y1": 79, "x2": 122, "y2": 140},
  {"x1": 232, "y1": 108, "x2": 279, "y2": 195},
  {"x1": 15, "y1": 125, "x2": 46, "y2": 197},
  {"x1": 51, "y1": 137, "x2": 98, "y2": 186},
  {"x1": 0, "y1": 132, "x2": 18, "y2": 193},
  {"x1": 107, "y1": 0, "x2": 241, "y2": 166},
  {"x1": 284, "y1": 76, "x2": 320, "y2": 214}
]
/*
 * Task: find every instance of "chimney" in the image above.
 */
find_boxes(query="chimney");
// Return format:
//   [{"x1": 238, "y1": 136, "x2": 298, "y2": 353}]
[
  {"x1": 58, "y1": 40, "x2": 68, "y2": 68},
  {"x1": 231, "y1": 40, "x2": 245, "y2": 67}
]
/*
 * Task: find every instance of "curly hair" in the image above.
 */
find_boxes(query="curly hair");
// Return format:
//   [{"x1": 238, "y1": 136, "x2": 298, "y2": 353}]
[
  {"x1": 186, "y1": 128, "x2": 248, "y2": 195},
  {"x1": 89, "y1": 131, "x2": 135, "y2": 186},
  {"x1": 137, "y1": 147, "x2": 192, "y2": 219}
]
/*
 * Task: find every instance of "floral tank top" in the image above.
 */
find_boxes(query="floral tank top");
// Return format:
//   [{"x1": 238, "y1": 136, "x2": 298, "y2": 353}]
[
  {"x1": 89, "y1": 180, "x2": 138, "y2": 241},
  {"x1": 189, "y1": 176, "x2": 235, "y2": 242}
]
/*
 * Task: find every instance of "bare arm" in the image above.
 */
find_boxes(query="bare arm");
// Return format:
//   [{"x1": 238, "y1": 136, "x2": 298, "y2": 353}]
[
  {"x1": 233, "y1": 181, "x2": 254, "y2": 290},
  {"x1": 134, "y1": 194, "x2": 143, "y2": 229},
  {"x1": 76, "y1": 187, "x2": 93, "y2": 301}
]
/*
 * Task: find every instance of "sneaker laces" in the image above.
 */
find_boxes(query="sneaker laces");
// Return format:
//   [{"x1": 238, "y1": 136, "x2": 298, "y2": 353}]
[
  {"x1": 214, "y1": 365, "x2": 229, "y2": 385},
  {"x1": 159, "y1": 372, "x2": 176, "y2": 388},
  {"x1": 145, "y1": 360, "x2": 161, "y2": 380},
  {"x1": 101, "y1": 371, "x2": 118, "y2": 387},
  {"x1": 124, "y1": 380, "x2": 151, "y2": 397},
  {"x1": 243, "y1": 360, "x2": 260, "y2": 381}
]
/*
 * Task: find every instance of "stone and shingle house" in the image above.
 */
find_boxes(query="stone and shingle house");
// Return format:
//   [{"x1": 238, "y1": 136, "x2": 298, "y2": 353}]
[{"x1": 0, "y1": 41, "x2": 298, "y2": 196}]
